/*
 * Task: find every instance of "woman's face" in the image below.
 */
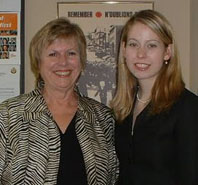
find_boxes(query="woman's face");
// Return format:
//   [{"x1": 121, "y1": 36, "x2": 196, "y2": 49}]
[
  {"x1": 123, "y1": 22, "x2": 171, "y2": 84},
  {"x1": 39, "y1": 37, "x2": 81, "y2": 92},
  {"x1": 3, "y1": 45, "x2": 8, "y2": 51},
  {"x1": 3, "y1": 39, "x2": 7, "y2": 45}
]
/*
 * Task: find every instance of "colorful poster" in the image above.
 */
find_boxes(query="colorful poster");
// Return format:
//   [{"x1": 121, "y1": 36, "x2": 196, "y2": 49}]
[
  {"x1": 0, "y1": 11, "x2": 21, "y2": 102},
  {"x1": 0, "y1": 12, "x2": 20, "y2": 64},
  {"x1": 58, "y1": 2, "x2": 153, "y2": 106}
]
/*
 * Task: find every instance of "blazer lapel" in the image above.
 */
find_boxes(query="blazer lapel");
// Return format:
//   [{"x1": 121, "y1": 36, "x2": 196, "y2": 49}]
[
  {"x1": 75, "y1": 109, "x2": 98, "y2": 185},
  {"x1": 76, "y1": 98, "x2": 109, "y2": 185},
  {"x1": 22, "y1": 92, "x2": 60, "y2": 184}
]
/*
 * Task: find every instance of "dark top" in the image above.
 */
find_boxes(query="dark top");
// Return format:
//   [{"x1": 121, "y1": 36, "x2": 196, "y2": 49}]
[
  {"x1": 116, "y1": 89, "x2": 198, "y2": 185},
  {"x1": 57, "y1": 115, "x2": 88, "y2": 185}
]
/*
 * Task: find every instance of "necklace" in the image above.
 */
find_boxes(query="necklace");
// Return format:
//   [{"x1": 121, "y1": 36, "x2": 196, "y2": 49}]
[{"x1": 136, "y1": 93, "x2": 151, "y2": 104}]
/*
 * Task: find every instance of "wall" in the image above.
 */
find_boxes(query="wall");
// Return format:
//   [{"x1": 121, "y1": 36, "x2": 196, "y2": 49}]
[
  {"x1": 190, "y1": 0, "x2": 198, "y2": 94},
  {"x1": 25, "y1": 0, "x2": 194, "y2": 93}
]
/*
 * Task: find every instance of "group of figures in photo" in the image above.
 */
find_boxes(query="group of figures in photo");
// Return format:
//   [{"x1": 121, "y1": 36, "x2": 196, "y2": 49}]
[
  {"x1": 78, "y1": 25, "x2": 123, "y2": 105},
  {"x1": 0, "y1": 37, "x2": 16, "y2": 59}
]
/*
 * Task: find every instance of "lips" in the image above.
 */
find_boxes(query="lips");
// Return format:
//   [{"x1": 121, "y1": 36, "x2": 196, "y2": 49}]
[
  {"x1": 135, "y1": 63, "x2": 150, "y2": 71},
  {"x1": 55, "y1": 70, "x2": 71, "y2": 76}
]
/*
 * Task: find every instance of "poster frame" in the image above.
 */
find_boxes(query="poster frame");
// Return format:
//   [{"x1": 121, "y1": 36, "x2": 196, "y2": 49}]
[{"x1": 20, "y1": 0, "x2": 25, "y2": 94}]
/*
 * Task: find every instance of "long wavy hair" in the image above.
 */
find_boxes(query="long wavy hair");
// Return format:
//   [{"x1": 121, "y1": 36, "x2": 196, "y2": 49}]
[{"x1": 110, "y1": 9, "x2": 185, "y2": 122}]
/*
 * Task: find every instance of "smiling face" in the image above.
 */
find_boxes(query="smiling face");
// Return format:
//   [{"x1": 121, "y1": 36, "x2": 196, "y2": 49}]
[
  {"x1": 123, "y1": 22, "x2": 171, "y2": 85},
  {"x1": 39, "y1": 37, "x2": 81, "y2": 93}
]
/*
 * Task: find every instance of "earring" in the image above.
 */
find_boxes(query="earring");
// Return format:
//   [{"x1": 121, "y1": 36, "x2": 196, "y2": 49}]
[{"x1": 165, "y1": 60, "x2": 168, "y2": 65}]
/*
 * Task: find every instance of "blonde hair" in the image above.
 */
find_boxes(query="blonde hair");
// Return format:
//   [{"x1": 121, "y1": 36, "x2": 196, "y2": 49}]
[
  {"x1": 110, "y1": 9, "x2": 184, "y2": 122},
  {"x1": 29, "y1": 17, "x2": 87, "y2": 86}
]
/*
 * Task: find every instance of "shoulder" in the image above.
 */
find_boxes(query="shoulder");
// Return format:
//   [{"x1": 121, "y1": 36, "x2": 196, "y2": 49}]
[
  {"x1": 0, "y1": 94, "x2": 27, "y2": 111},
  {"x1": 79, "y1": 96, "x2": 113, "y2": 114},
  {"x1": 0, "y1": 89, "x2": 40, "y2": 113},
  {"x1": 79, "y1": 96, "x2": 115, "y2": 124},
  {"x1": 170, "y1": 88, "x2": 198, "y2": 119},
  {"x1": 178, "y1": 88, "x2": 198, "y2": 107},
  {"x1": 0, "y1": 94, "x2": 29, "y2": 131}
]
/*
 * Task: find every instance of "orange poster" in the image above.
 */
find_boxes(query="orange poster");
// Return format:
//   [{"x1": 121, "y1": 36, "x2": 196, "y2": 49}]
[{"x1": 0, "y1": 13, "x2": 17, "y2": 36}]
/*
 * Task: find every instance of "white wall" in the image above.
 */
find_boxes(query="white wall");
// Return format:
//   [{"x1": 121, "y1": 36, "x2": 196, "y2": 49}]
[{"x1": 25, "y1": 0, "x2": 195, "y2": 94}]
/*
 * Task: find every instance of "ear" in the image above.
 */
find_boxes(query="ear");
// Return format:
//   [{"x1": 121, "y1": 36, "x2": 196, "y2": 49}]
[{"x1": 164, "y1": 44, "x2": 172, "y2": 61}]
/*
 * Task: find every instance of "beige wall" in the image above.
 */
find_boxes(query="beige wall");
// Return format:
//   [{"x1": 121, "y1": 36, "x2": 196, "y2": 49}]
[
  {"x1": 25, "y1": 0, "x2": 197, "y2": 94},
  {"x1": 190, "y1": 0, "x2": 198, "y2": 94}
]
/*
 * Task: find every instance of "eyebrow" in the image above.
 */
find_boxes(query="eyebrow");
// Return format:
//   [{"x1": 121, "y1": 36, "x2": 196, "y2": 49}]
[
  {"x1": 128, "y1": 38, "x2": 160, "y2": 42},
  {"x1": 127, "y1": 38, "x2": 162, "y2": 44}
]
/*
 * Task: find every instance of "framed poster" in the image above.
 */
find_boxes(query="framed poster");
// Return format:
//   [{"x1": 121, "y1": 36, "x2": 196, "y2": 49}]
[
  {"x1": 0, "y1": 0, "x2": 24, "y2": 103},
  {"x1": 57, "y1": 1, "x2": 154, "y2": 106},
  {"x1": 0, "y1": 12, "x2": 20, "y2": 64}
]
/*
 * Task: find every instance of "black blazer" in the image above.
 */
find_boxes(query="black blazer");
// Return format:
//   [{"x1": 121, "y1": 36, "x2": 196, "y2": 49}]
[{"x1": 116, "y1": 89, "x2": 198, "y2": 185}]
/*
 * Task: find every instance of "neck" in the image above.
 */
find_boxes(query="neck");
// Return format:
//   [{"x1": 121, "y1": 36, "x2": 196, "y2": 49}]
[
  {"x1": 136, "y1": 92, "x2": 151, "y2": 104},
  {"x1": 137, "y1": 82, "x2": 152, "y2": 104},
  {"x1": 137, "y1": 87, "x2": 151, "y2": 101},
  {"x1": 42, "y1": 87, "x2": 77, "y2": 105},
  {"x1": 137, "y1": 79, "x2": 154, "y2": 99}
]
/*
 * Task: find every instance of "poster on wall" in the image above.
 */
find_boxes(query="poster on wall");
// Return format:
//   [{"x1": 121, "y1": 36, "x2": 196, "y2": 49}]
[
  {"x1": 0, "y1": 12, "x2": 20, "y2": 64},
  {"x1": 0, "y1": 9, "x2": 23, "y2": 103},
  {"x1": 58, "y1": 2, "x2": 153, "y2": 106}
]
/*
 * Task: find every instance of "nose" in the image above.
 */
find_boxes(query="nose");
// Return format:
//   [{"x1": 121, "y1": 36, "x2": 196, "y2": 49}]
[
  {"x1": 137, "y1": 47, "x2": 146, "y2": 58},
  {"x1": 59, "y1": 54, "x2": 68, "y2": 65}
]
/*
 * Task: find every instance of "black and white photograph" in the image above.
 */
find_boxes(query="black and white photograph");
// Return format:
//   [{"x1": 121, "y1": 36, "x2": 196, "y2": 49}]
[{"x1": 58, "y1": 1, "x2": 153, "y2": 105}]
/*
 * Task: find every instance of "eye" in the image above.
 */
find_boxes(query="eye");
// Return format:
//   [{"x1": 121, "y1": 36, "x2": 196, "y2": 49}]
[
  {"x1": 68, "y1": 51, "x2": 77, "y2": 56},
  {"x1": 48, "y1": 52, "x2": 57, "y2": 57},
  {"x1": 147, "y1": 42, "x2": 159, "y2": 49},
  {"x1": 128, "y1": 42, "x2": 138, "y2": 48},
  {"x1": 148, "y1": 43, "x2": 157, "y2": 48}
]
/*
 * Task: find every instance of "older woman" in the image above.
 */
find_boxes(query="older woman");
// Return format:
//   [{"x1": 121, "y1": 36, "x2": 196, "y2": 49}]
[{"x1": 0, "y1": 17, "x2": 119, "y2": 185}]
